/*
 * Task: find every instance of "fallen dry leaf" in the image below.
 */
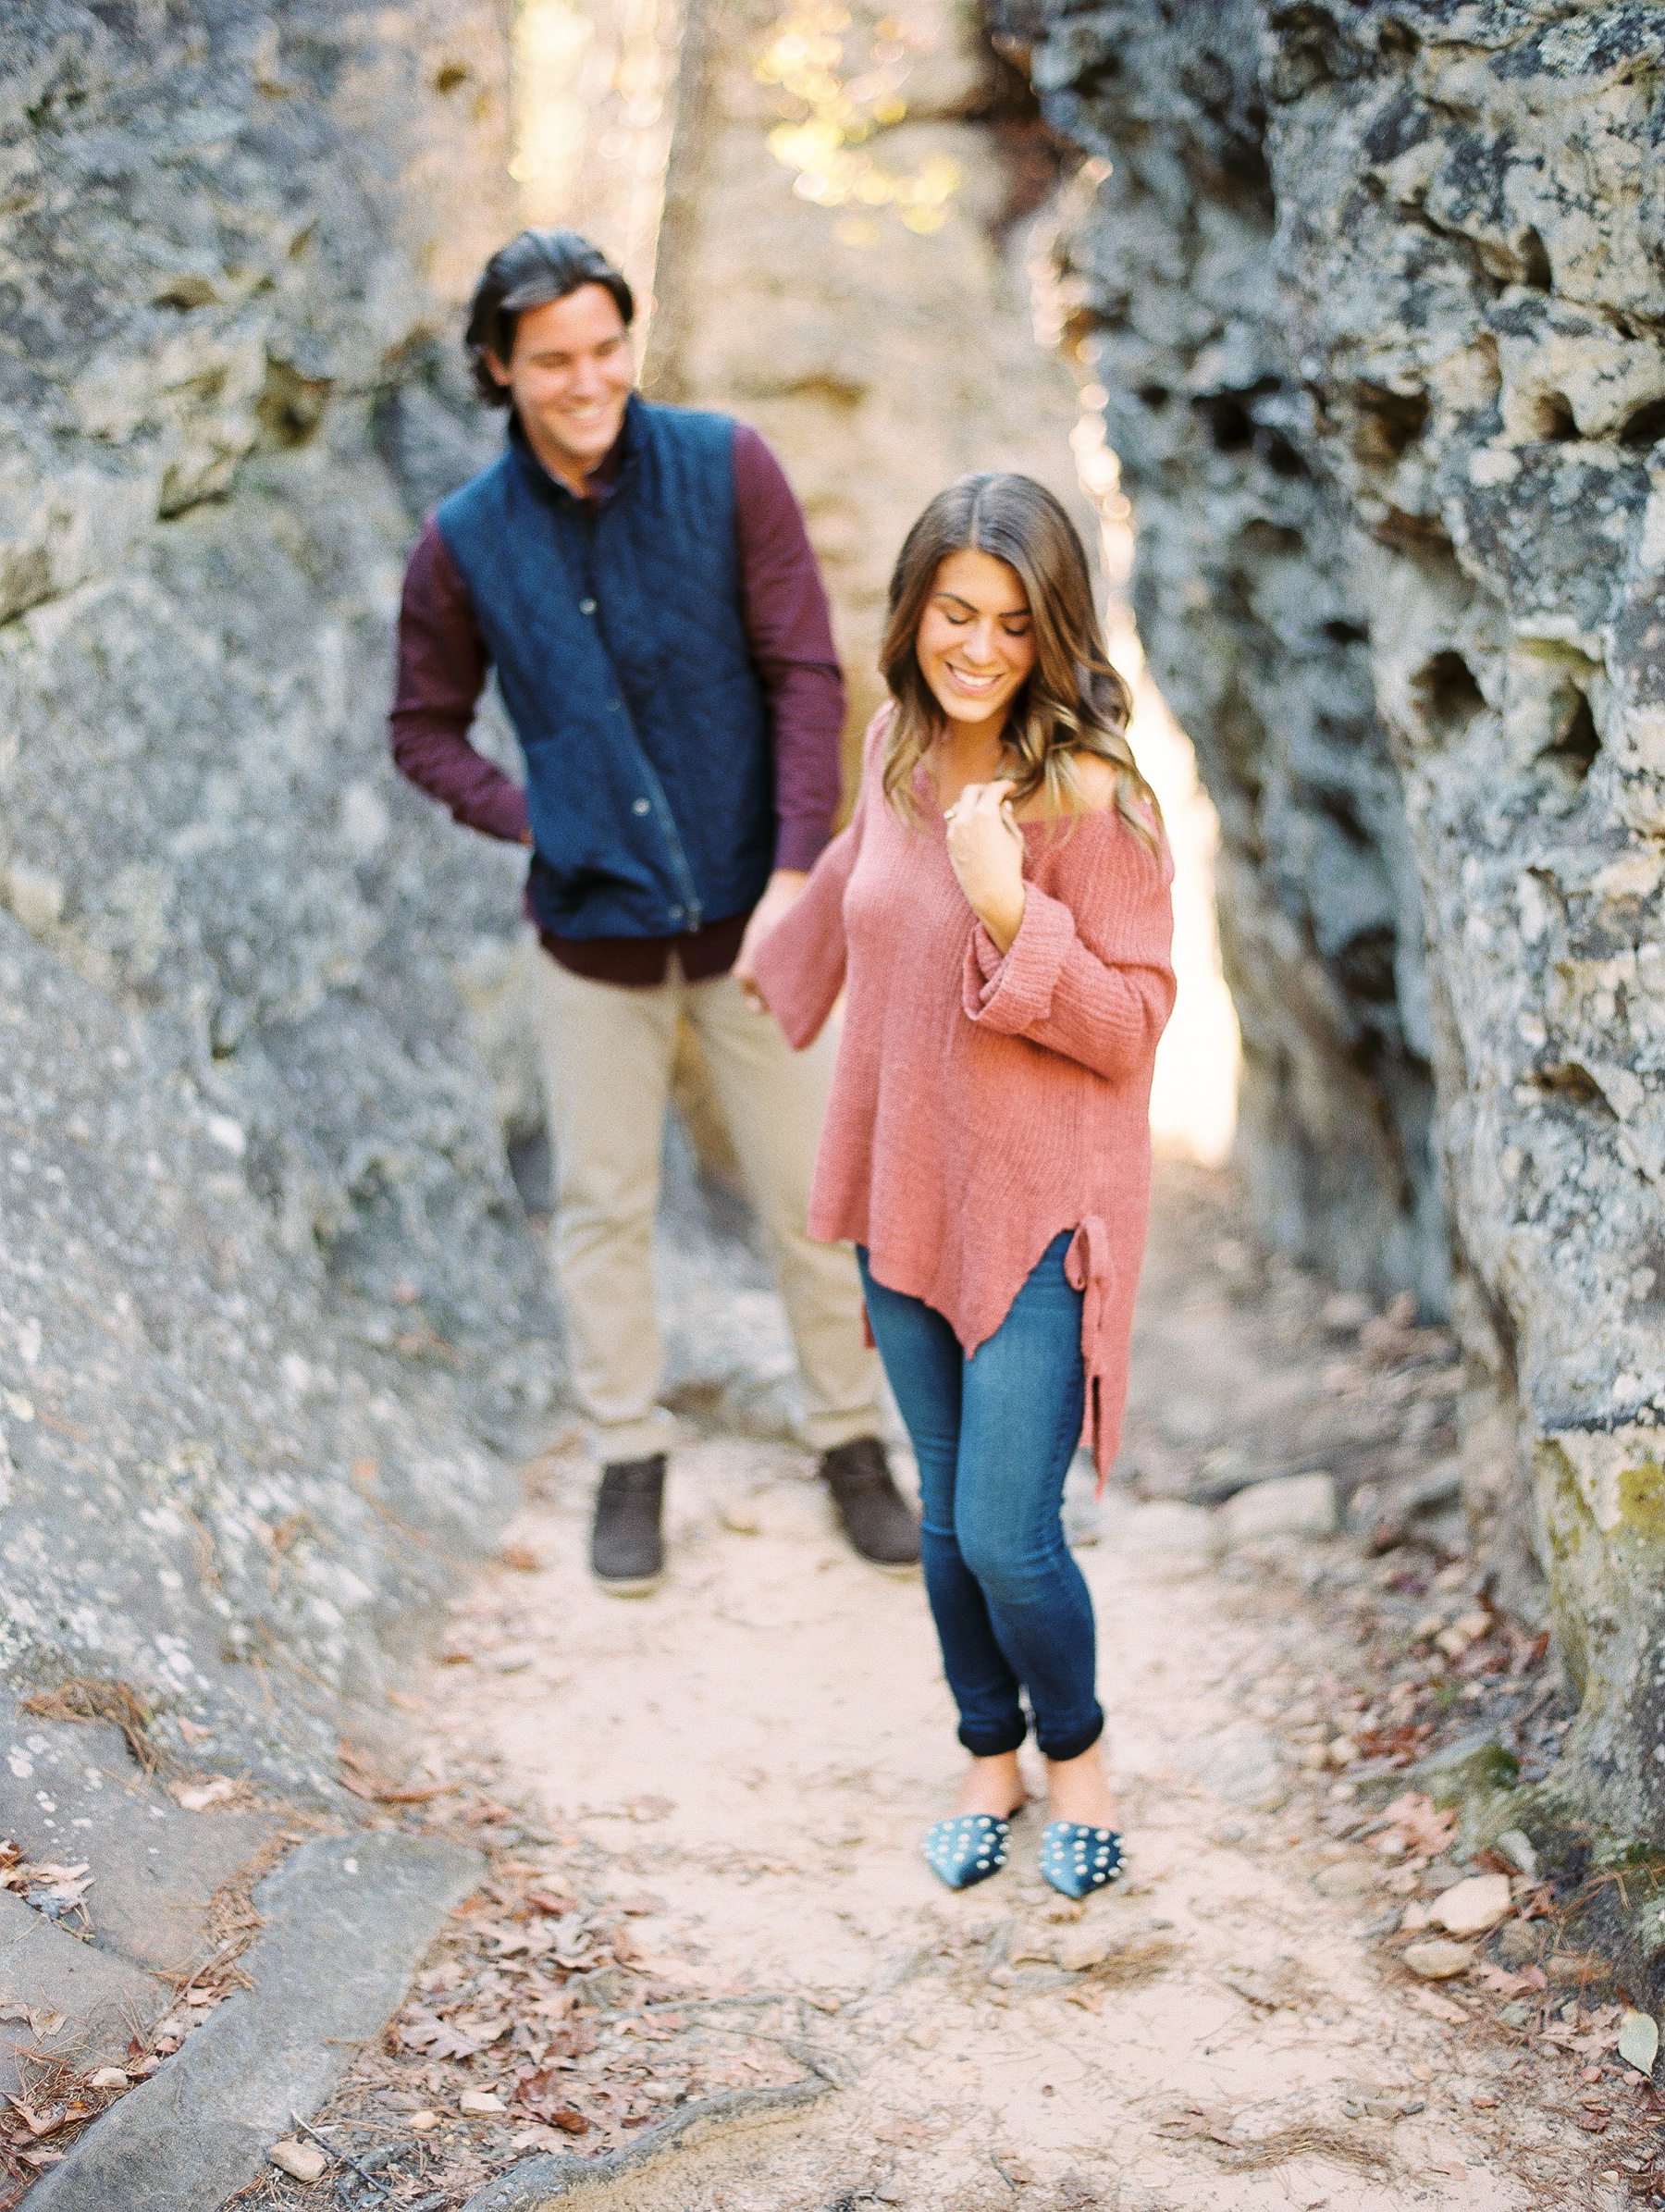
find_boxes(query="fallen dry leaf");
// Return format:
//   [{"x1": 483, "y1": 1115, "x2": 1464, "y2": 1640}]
[
  {"x1": 623, "y1": 1795, "x2": 674, "y2": 1823},
  {"x1": 1409, "y1": 1987, "x2": 1469, "y2": 2024},
  {"x1": 400, "y1": 2011, "x2": 485, "y2": 2061},
  {"x1": 871, "y1": 2117, "x2": 949, "y2": 2149},
  {"x1": 1620, "y1": 2008, "x2": 1660, "y2": 2075},
  {"x1": 1477, "y1": 1961, "x2": 1546, "y2": 1998},
  {"x1": 29, "y1": 1863, "x2": 92, "y2": 1902},
  {"x1": 527, "y1": 1888, "x2": 582, "y2": 1917},
  {"x1": 1380, "y1": 1792, "x2": 1457, "y2": 1860},
  {"x1": 483, "y1": 1922, "x2": 555, "y2": 1959},
  {"x1": 6, "y1": 2098, "x2": 85, "y2": 2139},
  {"x1": 1223, "y1": 1968, "x2": 1299, "y2": 2012},
  {"x1": 500, "y1": 1545, "x2": 541, "y2": 1573},
  {"x1": 1158, "y1": 2105, "x2": 1244, "y2": 2147}
]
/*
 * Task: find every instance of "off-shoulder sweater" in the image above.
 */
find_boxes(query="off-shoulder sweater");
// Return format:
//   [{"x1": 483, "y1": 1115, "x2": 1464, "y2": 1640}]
[{"x1": 752, "y1": 710, "x2": 1176, "y2": 1480}]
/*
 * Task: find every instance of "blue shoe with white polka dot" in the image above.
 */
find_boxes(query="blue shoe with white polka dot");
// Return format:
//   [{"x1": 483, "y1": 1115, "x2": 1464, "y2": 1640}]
[
  {"x1": 920, "y1": 1812, "x2": 1010, "y2": 1891},
  {"x1": 1039, "y1": 1821, "x2": 1125, "y2": 1898}
]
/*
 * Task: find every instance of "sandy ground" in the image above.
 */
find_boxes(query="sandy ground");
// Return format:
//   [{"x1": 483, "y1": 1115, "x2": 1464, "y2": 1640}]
[{"x1": 334, "y1": 1163, "x2": 1642, "y2": 2212}]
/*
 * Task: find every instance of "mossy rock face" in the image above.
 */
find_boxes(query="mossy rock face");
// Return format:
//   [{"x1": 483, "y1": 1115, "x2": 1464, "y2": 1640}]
[
  {"x1": 1413, "y1": 1735, "x2": 1522, "y2": 1806},
  {"x1": 1478, "y1": 1775, "x2": 1665, "y2": 2013},
  {"x1": 1408, "y1": 1735, "x2": 1523, "y2": 1853}
]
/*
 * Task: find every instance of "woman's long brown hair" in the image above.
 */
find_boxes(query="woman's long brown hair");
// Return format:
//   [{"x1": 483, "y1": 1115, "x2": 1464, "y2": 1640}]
[{"x1": 879, "y1": 472, "x2": 1161, "y2": 851}]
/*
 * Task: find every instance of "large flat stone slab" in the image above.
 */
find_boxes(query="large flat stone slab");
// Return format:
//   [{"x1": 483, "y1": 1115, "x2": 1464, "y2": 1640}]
[
  {"x1": 0, "y1": 1889, "x2": 168, "y2": 2091},
  {"x1": 28, "y1": 1832, "x2": 483, "y2": 2212},
  {"x1": 0, "y1": 1701, "x2": 278, "y2": 1975},
  {"x1": 462, "y1": 2081, "x2": 834, "y2": 2210}
]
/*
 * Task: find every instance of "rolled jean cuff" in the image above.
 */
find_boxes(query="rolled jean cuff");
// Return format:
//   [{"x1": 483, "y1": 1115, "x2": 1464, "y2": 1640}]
[
  {"x1": 1034, "y1": 1707, "x2": 1104, "y2": 1765},
  {"x1": 590, "y1": 1410, "x2": 677, "y2": 1465},
  {"x1": 957, "y1": 1716, "x2": 1029, "y2": 1758},
  {"x1": 802, "y1": 1405, "x2": 888, "y2": 1455}
]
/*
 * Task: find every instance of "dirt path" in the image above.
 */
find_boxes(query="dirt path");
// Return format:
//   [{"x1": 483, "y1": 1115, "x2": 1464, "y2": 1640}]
[{"x1": 269, "y1": 1165, "x2": 1651, "y2": 2212}]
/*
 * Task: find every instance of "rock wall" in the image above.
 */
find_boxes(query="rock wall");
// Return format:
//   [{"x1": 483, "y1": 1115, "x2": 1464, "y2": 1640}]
[
  {"x1": 996, "y1": 0, "x2": 1447, "y2": 1317},
  {"x1": 0, "y1": 2, "x2": 542, "y2": 1787},
  {"x1": 998, "y1": 0, "x2": 1665, "y2": 1854},
  {"x1": 645, "y1": 0, "x2": 1090, "y2": 770}
]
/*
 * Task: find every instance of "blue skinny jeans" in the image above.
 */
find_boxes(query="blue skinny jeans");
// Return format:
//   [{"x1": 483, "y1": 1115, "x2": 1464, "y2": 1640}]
[{"x1": 857, "y1": 1232, "x2": 1104, "y2": 1763}]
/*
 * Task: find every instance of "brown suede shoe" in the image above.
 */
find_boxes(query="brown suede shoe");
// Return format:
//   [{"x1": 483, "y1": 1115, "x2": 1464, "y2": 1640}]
[
  {"x1": 819, "y1": 1436, "x2": 920, "y2": 1572},
  {"x1": 590, "y1": 1454, "x2": 666, "y2": 1595}
]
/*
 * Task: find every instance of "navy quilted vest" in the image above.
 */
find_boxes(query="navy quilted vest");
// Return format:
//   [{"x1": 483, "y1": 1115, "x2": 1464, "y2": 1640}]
[{"x1": 436, "y1": 396, "x2": 773, "y2": 939}]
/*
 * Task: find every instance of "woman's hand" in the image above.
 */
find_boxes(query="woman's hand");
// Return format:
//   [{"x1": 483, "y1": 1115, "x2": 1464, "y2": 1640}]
[
  {"x1": 944, "y1": 780, "x2": 1026, "y2": 952},
  {"x1": 733, "y1": 867, "x2": 808, "y2": 1011}
]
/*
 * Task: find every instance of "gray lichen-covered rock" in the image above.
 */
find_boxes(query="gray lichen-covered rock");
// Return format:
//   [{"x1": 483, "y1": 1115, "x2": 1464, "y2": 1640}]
[
  {"x1": 0, "y1": 4, "x2": 555, "y2": 1353},
  {"x1": 997, "y1": 0, "x2": 1446, "y2": 1316},
  {"x1": 0, "y1": 911, "x2": 516, "y2": 1789},
  {"x1": 998, "y1": 0, "x2": 1665, "y2": 1847},
  {"x1": 0, "y1": 3, "x2": 550, "y2": 1779}
]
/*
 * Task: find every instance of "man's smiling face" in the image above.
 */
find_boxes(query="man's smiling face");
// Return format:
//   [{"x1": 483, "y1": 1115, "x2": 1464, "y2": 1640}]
[{"x1": 487, "y1": 283, "x2": 635, "y2": 490}]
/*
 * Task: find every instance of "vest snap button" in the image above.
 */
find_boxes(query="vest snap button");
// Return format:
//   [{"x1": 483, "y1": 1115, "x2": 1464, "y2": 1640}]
[
  {"x1": 580, "y1": 598, "x2": 597, "y2": 613},
  {"x1": 632, "y1": 797, "x2": 650, "y2": 815}
]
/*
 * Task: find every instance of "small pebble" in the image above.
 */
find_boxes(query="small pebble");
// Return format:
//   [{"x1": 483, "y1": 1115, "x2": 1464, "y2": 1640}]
[
  {"x1": 409, "y1": 2109, "x2": 440, "y2": 2133},
  {"x1": 1056, "y1": 1927, "x2": 1117, "y2": 1972},
  {"x1": 267, "y1": 2140, "x2": 327, "y2": 2182},
  {"x1": 460, "y1": 2089, "x2": 507, "y2": 2115},
  {"x1": 1402, "y1": 1937, "x2": 1474, "y2": 1981},
  {"x1": 1313, "y1": 1860, "x2": 1375, "y2": 1898},
  {"x1": 1429, "y1": 1872, "x2": 1511, "y2": 1936}
]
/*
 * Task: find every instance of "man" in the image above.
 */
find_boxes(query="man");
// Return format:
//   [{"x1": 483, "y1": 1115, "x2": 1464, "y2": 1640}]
[{"x1": 389, "y1": 228, "x2": 919, "y2": 1592}]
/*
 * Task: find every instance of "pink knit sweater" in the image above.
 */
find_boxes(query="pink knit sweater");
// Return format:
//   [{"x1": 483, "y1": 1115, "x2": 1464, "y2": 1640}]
[{"x1": 753, "y1": 711, "x2": 1176, "y2": 1478}]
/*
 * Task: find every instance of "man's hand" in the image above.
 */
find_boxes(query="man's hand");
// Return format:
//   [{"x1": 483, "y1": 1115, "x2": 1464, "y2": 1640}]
[
  {"x1": 944, "y1": 780, "x2": 1026, "y2": 952},
  {"x1": 734, "y1": 868, "x2": 808, "y2": 1012}
]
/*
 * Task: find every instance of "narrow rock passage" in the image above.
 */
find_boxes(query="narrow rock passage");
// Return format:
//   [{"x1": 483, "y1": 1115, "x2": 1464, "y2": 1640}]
[{"x1": 310, "y1": 1167, "x2": 1632, "y2": 2212}]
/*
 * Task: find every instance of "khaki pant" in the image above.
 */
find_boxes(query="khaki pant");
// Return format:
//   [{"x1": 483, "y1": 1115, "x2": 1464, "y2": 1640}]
[{"x1": 530, "y1": 946, "x2": 882, "y2": 1462}]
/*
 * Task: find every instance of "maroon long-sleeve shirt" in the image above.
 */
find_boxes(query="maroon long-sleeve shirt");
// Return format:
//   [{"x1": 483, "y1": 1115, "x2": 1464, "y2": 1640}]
[{"x1": 389, "y1": 418, "x2": 845, "y2": 984}]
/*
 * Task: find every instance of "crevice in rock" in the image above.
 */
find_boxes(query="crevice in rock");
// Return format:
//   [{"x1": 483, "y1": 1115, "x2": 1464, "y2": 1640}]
[
  {"x1": 1410, "y1": 649, "x2": 1486, "y2": 742},
  {"x1": 1527, "y1": 389, "x2": 1579, "y2": 445},
  {"x1": 1543, "y1": 688, "x2": 1600, "y2": 779},
  {"x1": 1517, "y1": 223, "x2": 1552, "y2": 292},
  {"x1": 1350, "y1": 381, "x2": 1429, "y2": 468},
  {"x1": 1191, "y1": 377, "x2": 1282, "y2": 457},
  {"x1": 1528, "y1": 1061, "x2": 1618, "y2": 1119},
  {"x1": 255, "y1": 356, "x2": 332, "y2": 450},
  {"x1": 1619, "y1": 393, "x2": 1665, "y2": 451}
]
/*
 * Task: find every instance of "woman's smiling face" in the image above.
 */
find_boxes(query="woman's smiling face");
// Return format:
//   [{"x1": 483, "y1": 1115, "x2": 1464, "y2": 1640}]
[{"x1": 914, "y1": 547, "x2": 1037, "y2": 734}]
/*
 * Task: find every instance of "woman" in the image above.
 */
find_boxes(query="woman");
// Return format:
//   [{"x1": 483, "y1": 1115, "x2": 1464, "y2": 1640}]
[{"x1": 740, "y1": 473, "x2": 1174, "y2": 1897}]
